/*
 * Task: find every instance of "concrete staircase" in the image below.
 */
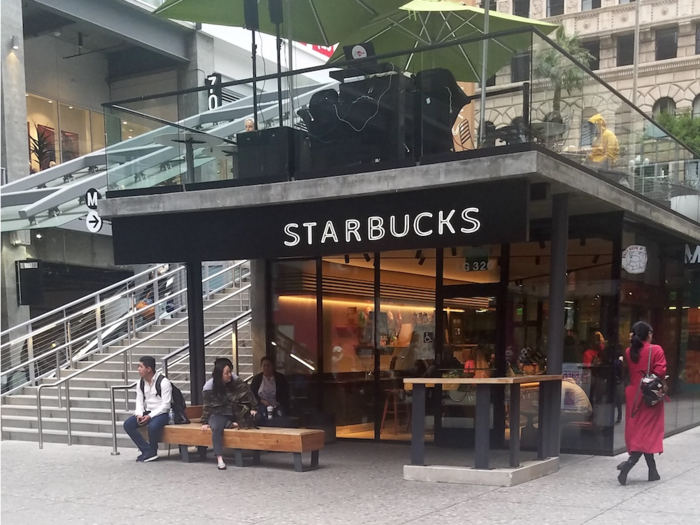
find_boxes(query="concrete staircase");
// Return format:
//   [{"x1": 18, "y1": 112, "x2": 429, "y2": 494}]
[{"x1": 1, "y1": 287, "x2": 252, "y2": 448}]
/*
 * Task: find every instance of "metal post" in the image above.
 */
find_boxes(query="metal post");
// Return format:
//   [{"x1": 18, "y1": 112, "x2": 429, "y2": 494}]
[
  {"x1": 184, "y1": 140, "x2": 195, "y2": 186},
  {"x1": 251, "y1": 29, "x2": 259, "y2": 129},
  {"x1": 509, "y1": 383, "x2": 521, "y2": 468},
  {"x1": 95, "y1": 296, "x2": 103, "y2": 353},
  {"x1": 546, "y1": 193, "x2": 569, "y2": 458},
  {"x1": 27, "y1": 334, "x2": 36, "y2": 385},
  {"x1": 123, "y1": 351, "x2": 130, "y2": 411},
  {"x1": 110, "y1": 387, "x2": 121, "y2": 456},
  {"x1": 411, "y1": 383, "x2": 426, "y2": 465},
  {"x1": 186, "y1": 262, "x2": 206, "y2": 405},
  {"x1": 474, "y1": 384, "x2": 491, "y2": 469},
  {"x1": 153, "y1": 275, "x2": 160, "y2": 326},
  {"x1": 233, "y1": 322, "x2": 239, "y2": 376},
  {"x1": 522, "y1": 82, "x2": 531, "y2": 142},
  {"x1": 65, "y1": 382, "x2": 72, "y2": 446},
  {"x1": 275, "y1": 22, "x2": 284, "y2": 127},
  {"x1": 632, "y1": 0, "x2": 641, "y2": 107},
  {"x1": 66, "y1": 321, "x2": 73, "y2": 369},
  {"x1": 478, "y1": 1, "x2": 490, "y2": 146},
  {"x1": 37, "y1": 389, "x2": 44, "y2": 449},
  {"x1": 55, "y1": 351, "x2": 62, "y2": 409}
]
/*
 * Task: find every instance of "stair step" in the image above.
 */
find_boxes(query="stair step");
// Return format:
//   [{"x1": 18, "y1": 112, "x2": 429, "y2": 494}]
[
  {"x1": 1, "y1": 405, "x2": 133, "y2": 420},
  {"x1": 1, "y1": 427, "x2": 136, "y2": 448},
  {"x1": 2, "y1": 415, "x2": 132, "y2": 433}
]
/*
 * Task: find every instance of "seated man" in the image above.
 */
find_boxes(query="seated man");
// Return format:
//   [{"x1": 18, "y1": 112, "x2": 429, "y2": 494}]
[{"x1": 123, "y1": 356, "x2": 172, "y2": 462}]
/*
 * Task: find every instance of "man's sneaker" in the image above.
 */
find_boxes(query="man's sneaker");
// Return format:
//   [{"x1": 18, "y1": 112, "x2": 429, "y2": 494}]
[
  {"x1": 142, "y1": 452, "x2": 158, "y2": 463},
  {"x1": 136, "y1": 454, "x2": 146, "y2": 462}
]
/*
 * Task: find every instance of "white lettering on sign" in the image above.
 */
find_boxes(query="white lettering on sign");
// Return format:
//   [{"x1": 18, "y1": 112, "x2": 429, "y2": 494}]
[
  {"x1": 414, "y1": 212, "x2": 433, "y2": 237},
  {"x1": 368, "y1": 216, "x2": 385, "y2": 241},
  {"x1": 19, "y1": 262, "x2": 38, "y2": 269},
  {"x1": 283, "y1": 223, "x2": 300, "y2": 246},
  {"x1": 320, "y1": 221, "x2": 338, "y2": 244},
  {"x1": 686, "y1": 244, "x2": 700, "y2": 264},
  {"x1": 283, "y1": 208, "x2": 483, "y2": 247},
  {"x1": 460, "y1": 207, "x2": 481, "y2": 233},
  {"x1": 390, "y1": 214, "x2": 410, "y2": 237},
  {"x1": 346, "y1": 219, "x2": 361, "y2": 242},
  {"x1": 438, "y1": 210, "x2": 456, "y2": 235}
]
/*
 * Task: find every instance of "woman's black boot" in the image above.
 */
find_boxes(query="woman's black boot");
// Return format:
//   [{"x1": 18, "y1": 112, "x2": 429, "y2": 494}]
[
  {"x1": 645, "y1": 454, "x2": 660, "y2": 481},
  {"x1": 618, "y1": 453, "x2": 641, "y2": 485}
]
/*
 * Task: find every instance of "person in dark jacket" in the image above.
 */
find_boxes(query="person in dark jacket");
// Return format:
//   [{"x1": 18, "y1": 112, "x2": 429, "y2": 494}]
[
  {"x1": 250, "y1": 356, "x2": 290, "y2": 421},
  {"x1": 200, "y1": 360, "x2": 257, "y2": 470}
]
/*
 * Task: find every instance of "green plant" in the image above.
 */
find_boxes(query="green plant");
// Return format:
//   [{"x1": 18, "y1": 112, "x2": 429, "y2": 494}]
[
  {"x1": 654, "y1": 110, "x2": 700, "y2": 156},
  {"x1": 28, "y1": 124, "x2": 54, "y2": 170},
  {"x1": 533, "y1": 26, "x2": 593, "y2": 113}
]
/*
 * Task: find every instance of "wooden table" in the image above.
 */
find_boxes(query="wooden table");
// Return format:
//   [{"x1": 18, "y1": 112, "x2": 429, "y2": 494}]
[{"x1": 404, "y1": 375, "x2": 563, "y2": 470}]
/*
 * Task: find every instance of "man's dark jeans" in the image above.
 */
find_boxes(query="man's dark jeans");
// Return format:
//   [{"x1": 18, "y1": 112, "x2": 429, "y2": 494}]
[{"x1": 123, "y1": 413, "x2": 169, "y2": 455}]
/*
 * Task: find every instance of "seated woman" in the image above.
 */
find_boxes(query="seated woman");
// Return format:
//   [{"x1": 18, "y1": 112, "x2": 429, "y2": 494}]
[
  {"x1": 200, "y1": 360, "x2": 257, "y2": 470},
  {"x1": 250, "y1": 356, "x2": 290, "y2": 422}
]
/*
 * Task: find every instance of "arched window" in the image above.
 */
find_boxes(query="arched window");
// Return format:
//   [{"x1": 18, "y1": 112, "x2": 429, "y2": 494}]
[
  {"x1": 693, "y1": 95, "x2": 700, "y2": 118},
  {"x1": 653, "y1": 97, "x2": 676, "y2": 117}
]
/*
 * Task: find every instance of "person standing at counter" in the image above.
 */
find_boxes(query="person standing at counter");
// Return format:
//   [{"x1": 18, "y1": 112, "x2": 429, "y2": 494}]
[{"x1": 618, "y1": 321, "x2": 667, "y2": 485}]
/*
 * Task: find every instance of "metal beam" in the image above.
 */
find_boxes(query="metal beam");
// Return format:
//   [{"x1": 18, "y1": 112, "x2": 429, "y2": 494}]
[
  {"x1": 0, "y1": 188, "x2": 58, "y2": 207},
  {"x1": 32, "y1": 0, "x2": 191, "y2": 62}
]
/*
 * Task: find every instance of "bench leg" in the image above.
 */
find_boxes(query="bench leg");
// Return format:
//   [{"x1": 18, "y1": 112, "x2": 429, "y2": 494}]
[
  {"x1": 179, "y1": 445, "x2": 194, "y2": 463},
  {"x1": 293, "y1": 451, "x2": 320, "y2": 472},
  {"x1": 252, "y1": 451, "x2": 261, "y2": 465},
  {"x1": 198, "y1": 446, "x2": 208, "y2": 461},
  {"x1": 234, "y1": 449, "x2": 245, "y2": 468}
]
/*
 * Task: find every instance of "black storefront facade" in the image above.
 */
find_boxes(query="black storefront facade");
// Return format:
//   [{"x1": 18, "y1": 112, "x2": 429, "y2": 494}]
[{"x1": 107, "y1": 169, "x2": 700, "y2": 457}]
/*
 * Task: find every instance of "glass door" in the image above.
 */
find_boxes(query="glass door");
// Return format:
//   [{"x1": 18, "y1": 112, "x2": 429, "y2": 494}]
[{"x1": 435, "y1": 284, "x2": 503, "y2": 448}]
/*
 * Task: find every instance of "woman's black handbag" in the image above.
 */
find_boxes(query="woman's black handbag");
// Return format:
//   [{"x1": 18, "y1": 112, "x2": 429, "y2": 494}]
[{"x1": 632, "y1": 345, "x2": 665, "y2": 417}]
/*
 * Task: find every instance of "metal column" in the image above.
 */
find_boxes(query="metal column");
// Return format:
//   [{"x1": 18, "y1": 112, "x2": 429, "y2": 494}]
[
  {"x1": 186, "y1": 262, "x2": 206, "y2": 405},
  {"x1": 545, "y1": 193, "x2": 569, "y2": 458}
]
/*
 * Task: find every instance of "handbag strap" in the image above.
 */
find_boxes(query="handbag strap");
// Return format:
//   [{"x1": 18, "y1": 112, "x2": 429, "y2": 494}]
[{"x1": 631, "y1": 344, "x2": 653, "y2": 419}]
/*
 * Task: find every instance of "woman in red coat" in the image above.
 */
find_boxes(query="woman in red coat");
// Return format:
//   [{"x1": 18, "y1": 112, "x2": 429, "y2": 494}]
[{"x1": 618, "y1": 321, "x2": 666, "y2": 485}]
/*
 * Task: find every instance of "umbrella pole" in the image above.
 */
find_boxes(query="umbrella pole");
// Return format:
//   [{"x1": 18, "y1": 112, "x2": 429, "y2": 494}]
[
  {"x1": 251, "y1": 29, "x2": 259, "y2": 129},
  {"x1": 479, "y1": 3, "x2": 489, "y2": 146},
  {"x1": 276, "y1": 23, "x2": 284, "y2": 127}
]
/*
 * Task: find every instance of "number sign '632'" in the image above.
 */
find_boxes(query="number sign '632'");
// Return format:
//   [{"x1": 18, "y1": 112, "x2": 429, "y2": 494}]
[{"x1": 464, "y1": 257, "x2": 490, "y2": 272}]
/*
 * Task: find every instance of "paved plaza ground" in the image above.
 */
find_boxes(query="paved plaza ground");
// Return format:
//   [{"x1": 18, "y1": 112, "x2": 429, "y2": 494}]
[{"x1": 2, "y1": 427, "x2": 700, "y2": 524}]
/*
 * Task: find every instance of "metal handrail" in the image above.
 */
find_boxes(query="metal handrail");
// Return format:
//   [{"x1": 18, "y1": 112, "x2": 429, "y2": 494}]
[
  {"x1": 108, "y1": 309, "x2": 252, "y2": 456},
  {"x1": 162, "y1": 308, "x2": 252, "y2": 377},
  {"x1": 35, "y1": 273, "x2": 251, "y2": 448},
  {"x1": 0, "y1": 263, "x2": 167, "y2": 339},
  {"x1": 2, "y1": 261, "x2": 247, "y2": 395}
]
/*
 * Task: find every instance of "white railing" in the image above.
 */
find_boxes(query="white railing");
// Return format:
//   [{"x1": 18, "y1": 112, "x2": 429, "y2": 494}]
[{"x1": 35, "y1": 277, "x2": 251, "y2": 449}]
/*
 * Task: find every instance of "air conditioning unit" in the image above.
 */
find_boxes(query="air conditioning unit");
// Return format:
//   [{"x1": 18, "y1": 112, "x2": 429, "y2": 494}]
[{"x1": 9, "y1": 230, "x2": 31, "y2": 246}]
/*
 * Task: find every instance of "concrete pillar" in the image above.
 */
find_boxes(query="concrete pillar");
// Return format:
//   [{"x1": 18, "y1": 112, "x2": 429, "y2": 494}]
[
  {"x1": 546, "y1": 193, "x2": 569, "y2": 457},
  {"x1": 1, "y1": 0, "x2": 30, "y2": 183},
  {"x1": 177, "y1": 31, "x2": 215, "y2": 119},
  {"x1": 0, "y1": 233, "x2": 31, "y2": 376},
  {"x1": 186, "y1": 262, "x2": 205, "y2": 405},
  {"x1": 250, "y1": 260, "x2": 268, "y2": 375}
]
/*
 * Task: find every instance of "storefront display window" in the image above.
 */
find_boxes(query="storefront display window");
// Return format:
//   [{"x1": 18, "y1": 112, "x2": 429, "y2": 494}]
[
  {"x1": 59, "y1": 104, "x2": 91, "y2": 162},
  {"x1": 26, "y1": 94, "x2": 58, "y2": 173}
]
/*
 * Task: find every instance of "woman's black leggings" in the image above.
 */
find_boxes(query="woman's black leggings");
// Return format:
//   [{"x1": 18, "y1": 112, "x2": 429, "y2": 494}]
[{"x1": 628, "y1": 452, "x2": 656, "y2": 468}]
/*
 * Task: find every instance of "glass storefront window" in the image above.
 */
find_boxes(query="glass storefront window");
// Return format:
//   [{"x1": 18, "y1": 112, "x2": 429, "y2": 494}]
[
  {"x1": 59, "y1": 104, "x2": 91, "y2": 162},
  {"x1": 26, "y1": 94, "x2": 58, "y2": 173},
  {"x1": 27, "y1": 94, "x2": 106, "y2": 170}
]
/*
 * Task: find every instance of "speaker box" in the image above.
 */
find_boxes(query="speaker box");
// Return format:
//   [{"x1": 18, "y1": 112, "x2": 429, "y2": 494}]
[
  {"x1": 268, "y1": 0, "x2": 284, "y2": 25},
  {"x1": 15, "y1": 259, "x2": 44, "y2": 306},
  {"x1": 237, "y1": 127, "x2": 308, "y2": 181},
  {"x1": 243, "y1": 0, "x2": 259, "y2": 30}
]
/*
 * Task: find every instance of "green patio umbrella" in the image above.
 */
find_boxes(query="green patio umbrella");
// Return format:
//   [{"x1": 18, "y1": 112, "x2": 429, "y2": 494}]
[
  {"x1": 154, "y1": 0, "x2": 410, "y2": 46},
  {"x1": 155, "y1": 0, "x2": 409, "y2": 127},
  {"x1": 328, "y1": 0, "x2": 557, "y2": 82}
]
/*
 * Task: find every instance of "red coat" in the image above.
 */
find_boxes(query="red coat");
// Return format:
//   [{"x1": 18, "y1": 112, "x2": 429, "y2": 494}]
[{"x1": 624, "y1": 343, "x2": 666, "y2": 454}]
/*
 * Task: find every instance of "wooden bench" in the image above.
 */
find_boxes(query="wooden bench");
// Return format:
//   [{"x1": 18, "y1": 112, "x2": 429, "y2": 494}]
[{"x1": 159, "y1": 406, "x2": 325, "y2": 472}]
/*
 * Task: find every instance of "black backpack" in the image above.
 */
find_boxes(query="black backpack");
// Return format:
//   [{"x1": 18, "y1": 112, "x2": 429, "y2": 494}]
[{"x1": 140, "y1": 375, "x2": 190, "y2": 424}]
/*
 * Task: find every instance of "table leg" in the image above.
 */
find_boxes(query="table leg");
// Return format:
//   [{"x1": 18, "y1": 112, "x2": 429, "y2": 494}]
[
  {"x1": 537, "y1": 382, "x2": 547, "y2": 460},
  {"x1": 509, "y1": 384, "x2": 521, "y2": 468},
  {"x1": 475, "y1": 384, "x2": 491, "y2": 470},
  {"x1": 411, "y1": 384, "x2": 426, "y2": 466}
]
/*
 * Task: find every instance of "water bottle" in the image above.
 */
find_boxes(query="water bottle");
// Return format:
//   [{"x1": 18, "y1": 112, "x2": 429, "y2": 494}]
[
  {"x1": 267, "y1": 405, "x2": 274, "y2": 420},
  {"x1": 168, "y1": 408, "x2": 175, "y2": 425}
]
